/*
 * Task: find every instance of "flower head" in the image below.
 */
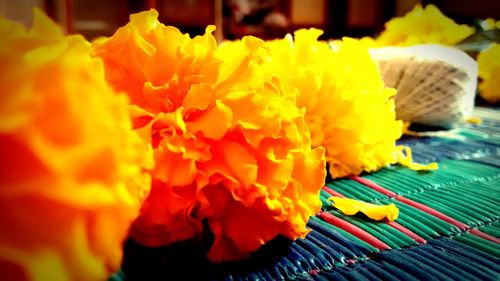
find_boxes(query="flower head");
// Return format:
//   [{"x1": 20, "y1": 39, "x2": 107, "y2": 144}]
[
  {"x1": 93, "y1": 10, "x2": 325, "y2": 262},
  {"x1": 481, "y1": 18, "x2": 500, "y2": 30},
  {"x1": 0, "y1": 9, "x2": 152, "y2": 281},
  {"x1": 374, "y1": 4, "x2": 474, "y2": 46},
  {"x1": 477, "y1": 43, "x2": 500, "y2": 103},
  {"x1": 255, "y1": 29, "x2": 403, "y2": 178}
]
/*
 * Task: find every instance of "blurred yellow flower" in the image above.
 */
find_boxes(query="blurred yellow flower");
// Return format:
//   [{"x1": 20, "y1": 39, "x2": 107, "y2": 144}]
[
  {"x1": 477, "y1": 43, "x2": 500, "y2": 103},
  {"x1": 328, "y1": 196, "x2": 399, "y2": 221},
  {"x1": 246, "y1": 29, "x2": 404, "y2": 178},
  {"x1": 93, "y1": 10, "x2": 326, "y2": 262},
  {"x1": 482, "y1": 18, "x2": 500, "y2": 30},
  {"x1": 374, "y1": 4, "x2": 474, "y2": 46},
  {"x1": 0, "y1": 10, "x2": 153, "y2": 281}
]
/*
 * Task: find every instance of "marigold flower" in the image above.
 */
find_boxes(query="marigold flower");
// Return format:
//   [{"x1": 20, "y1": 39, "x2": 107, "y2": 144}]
[
  {"x1": 477, "y1": 43, "x2": 500, "y2": 103},
  {"x1": 374, "y1": 4, "x2": 474, "y2": 47},
  {"x1": 481, "y1": 18, "x2": 500, "y2": 30},
  {"x1": 250, "y1": 29, "x2": 404, "y2": 178},
  {"x1": 93, "y1": 10, "x2": 326, "y2": 262},
  {"x1": 0, "y1": 10, "x2": 153, "y2": 281}
]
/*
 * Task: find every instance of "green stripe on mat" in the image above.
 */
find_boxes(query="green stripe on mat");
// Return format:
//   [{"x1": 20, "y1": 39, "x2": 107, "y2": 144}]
[
  {"x1": 108, "y1": 270, "x2": 124, "y2": 281},
  {"x1": 453, "y1": 232, "x2": 500, "y2": 257},
  {"x1": 409, "y1": 193, "x2": 496, "y2": 226},
  {"x1": 362, "y1": 159, "x2": 500, "y2": 196},
  {"x1": 326, "y1": 180, "x2": 385, "y2": 202},
  {"x1": 405, "y1": 179, "x2": 500, "y2": 227},
  {"x1": 479, "y1": 221, "x2": 500, "y2": 238},
  {"x1": 320, "y1": 189, "x2": 332, "y2": 206},
  {"x1": 459, "y1": 128, "x2": 500, "y2": 146},
  {"x1": 390, "y1": 200, "x2": 460, "y2": 238}
]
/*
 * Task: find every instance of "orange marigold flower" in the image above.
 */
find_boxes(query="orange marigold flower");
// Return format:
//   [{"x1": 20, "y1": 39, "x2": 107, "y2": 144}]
[
  {"x1": 374, "y1": 4, "x2": 474, "y2": 47},
  {"x1": 0, "y1": 10, "x2": 153, "y2": 281},
  {"x1": 93, "y1": 10, "x2": 326, "y2": 262},
  {"x1": 477, "y1": 43, "x2": 500, "y2": 103},
  {"x1": 255, "y1": 29, "x2": 403, "y2": 178}
]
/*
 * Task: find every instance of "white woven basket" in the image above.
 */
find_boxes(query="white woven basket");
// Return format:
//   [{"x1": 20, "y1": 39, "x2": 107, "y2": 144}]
[{"x1": 370, "y1": 45, "x2": 478, "y2": 128}]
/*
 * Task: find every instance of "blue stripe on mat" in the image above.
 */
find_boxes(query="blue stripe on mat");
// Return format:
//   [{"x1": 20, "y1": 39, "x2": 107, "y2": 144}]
[{"x1": 310, "y1": 238, "x2": 500, "y2": 281}]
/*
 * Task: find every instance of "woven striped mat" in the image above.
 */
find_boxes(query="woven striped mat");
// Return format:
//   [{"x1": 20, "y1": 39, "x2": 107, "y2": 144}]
[{"x1": 112, "y1": 107, "x2": 500, "y2": 281}]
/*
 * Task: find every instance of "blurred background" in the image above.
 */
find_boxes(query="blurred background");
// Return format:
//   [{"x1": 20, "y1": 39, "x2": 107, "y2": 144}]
[{"x1": 1, "y1": 0, "x2": 499, "y2": 42}]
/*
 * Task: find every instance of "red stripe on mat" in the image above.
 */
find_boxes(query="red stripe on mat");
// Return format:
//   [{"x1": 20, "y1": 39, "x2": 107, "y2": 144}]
[
  {"x1": 322, "y1": 186, "x2": 346, "y2": 197},
  {"x1": 350, "y1": 176, "x2": 397, "y2": 197},
  {"x1": 469, "y1": 229, "x2": 500, "y2": 244},
  {"x1": 351, "y1": 175, "x2": 468, "y2": 229},
  {"x1": 386, "y1": 221, "x2": 427, "y2": 244},
  {"x1": 318, "y1": 212, "x2": 390, "y2": 250},
  {"x1": 395, "y1": 196, "x2": 469, "y2": 230},
  {"x1": 351, "y1": 175, "x2": 499, "y2": 243}
]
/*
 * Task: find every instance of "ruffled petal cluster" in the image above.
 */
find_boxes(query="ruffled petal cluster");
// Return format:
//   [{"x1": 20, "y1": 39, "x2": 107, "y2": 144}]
[
  {"x1": 245, "y1": 29, "x2": 403, "y2": 178},
  {"x1": 477, "y1": 43, "x2": 500, "y2": 103},
  {"x1": 0, "y1": 10, "x2": 153, "y2": 281},
  {"x1": 373, "y1": 4, "x2": 474, "y2": 47},
  {"x1": 93, "y1": 10, "x2": 326, "y2": 262}
]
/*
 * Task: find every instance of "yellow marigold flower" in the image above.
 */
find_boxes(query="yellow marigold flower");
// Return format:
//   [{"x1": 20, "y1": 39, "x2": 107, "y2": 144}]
[
  {"x1": 358, "y1": 36, "x2": 377, "y2": 48},
  {"x1": 481, "y1": 18, "x2": 500, "y2": 30},
  {"x1": 327, "y1": 197, "x2": 399, "y2": 221},
  {"x1": 0, "y1": 9, "x2": 153, "y2": 281},
  {"x1": 93, "y1": 10, "x2": 326, "y2": 262},
  {"x1": 374, "y1": 4, "x2": 474, "y2": 46},
  {"x1": 251, "y1": 29, "x2": 403, "y2": 178},
  {"x1": 477, "y1": 43, "x2": 500, "y2": 103}
]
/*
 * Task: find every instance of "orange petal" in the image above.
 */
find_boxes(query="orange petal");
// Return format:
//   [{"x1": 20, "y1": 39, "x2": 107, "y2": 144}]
[
  {"x1": 204, "y1": 188, "x2": 293, "y2": 262},
  {"x1": 182, "y1": 84, "x2": 215, "y2": 111},
  {"x1": 131, "y1": 180, "x2": 202, "y2": 247},
  {"x1": 186, "y1": 100, "x2": 232, "y2": 140}
]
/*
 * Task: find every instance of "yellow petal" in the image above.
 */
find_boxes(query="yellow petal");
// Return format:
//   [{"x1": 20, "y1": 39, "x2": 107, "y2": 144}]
[
  {"x1": 328, "y1": 196, "x2": 399, "y2": 221},
  {"x1": 396, "y1": 146, "x2": 438, "y2": 171}
]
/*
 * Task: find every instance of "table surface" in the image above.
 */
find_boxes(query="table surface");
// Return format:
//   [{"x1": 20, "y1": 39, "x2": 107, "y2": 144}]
[{"x1": 113, "y1": 106, "x2": 500, "y2": 281}]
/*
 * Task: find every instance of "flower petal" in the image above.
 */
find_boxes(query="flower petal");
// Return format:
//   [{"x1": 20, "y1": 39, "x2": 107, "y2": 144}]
[
  {"x1": 328, "y1": 196, "x2": 399, "y2": 221},
  {"x1": 396, "y1": 146, "x2": 438, "y2": 171}
]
